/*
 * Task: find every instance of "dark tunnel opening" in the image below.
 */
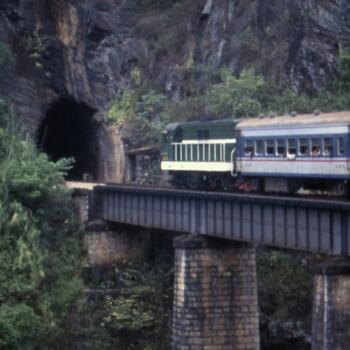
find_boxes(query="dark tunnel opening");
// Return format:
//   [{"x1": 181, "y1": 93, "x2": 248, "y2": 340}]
[{"x1": 37, "y1": 99, "x2": 99, "y2": 181}]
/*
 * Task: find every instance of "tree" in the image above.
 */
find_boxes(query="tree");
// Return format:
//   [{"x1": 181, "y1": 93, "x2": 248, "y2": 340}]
[
  {"x1": 207, "y1": 69, "x2": 266, "y2": 118},
  {"x1": 0, "y1": 102, "x2": 84, "y2": 349}
]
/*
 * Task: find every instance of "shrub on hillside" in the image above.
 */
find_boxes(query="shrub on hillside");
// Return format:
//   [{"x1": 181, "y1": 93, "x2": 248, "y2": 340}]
[{"x1": 0, "y1": 100, "x2": 84, "y2": 349}]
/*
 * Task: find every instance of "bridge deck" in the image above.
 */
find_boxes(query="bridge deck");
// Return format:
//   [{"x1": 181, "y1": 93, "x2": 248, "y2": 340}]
[{"x1": 93, "y1": 185, "x2": 350, "y2": 256}]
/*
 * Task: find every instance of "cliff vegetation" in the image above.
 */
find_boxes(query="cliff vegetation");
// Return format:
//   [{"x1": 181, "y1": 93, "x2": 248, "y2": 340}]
[{"x1": 109, "y1": 51, "x2": 350, "y2": 148}]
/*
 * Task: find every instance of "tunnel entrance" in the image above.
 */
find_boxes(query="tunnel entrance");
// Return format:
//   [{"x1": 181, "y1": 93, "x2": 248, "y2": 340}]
[{"x1": 37, "y1": 99, "x2": 99, "y2": 181}]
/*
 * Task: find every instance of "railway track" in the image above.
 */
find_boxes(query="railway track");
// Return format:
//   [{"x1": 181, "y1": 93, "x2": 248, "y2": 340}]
[{"x1": 66, "y1": 181, "x2": 350, "y2": 209}]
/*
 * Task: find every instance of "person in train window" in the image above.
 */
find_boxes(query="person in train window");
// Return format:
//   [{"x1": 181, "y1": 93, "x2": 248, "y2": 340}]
[
  {"x1": 244, "y1": 147, "x2": 253, "y2": 157},
  {"x1": 287, "y1": 152, "x2": 296, "y2": 160},
  {"x1": 323, "y1": 147, "x2": 331, "y2": 156},
  {"x1": 312, "y1": 146, "x2": 320, "y2": 156}
]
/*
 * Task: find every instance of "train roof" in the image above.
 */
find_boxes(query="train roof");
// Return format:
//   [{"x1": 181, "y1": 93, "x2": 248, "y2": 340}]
[
  {"x1": 237, "y1": 111, "x2": 350, "y2": 129},
  {"x1": 164, "y1": 119, "x2": 237, "y2": 132}
]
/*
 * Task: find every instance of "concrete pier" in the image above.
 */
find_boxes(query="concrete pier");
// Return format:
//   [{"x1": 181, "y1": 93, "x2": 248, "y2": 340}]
[
  {"x1": 312, "y1": 259, "x2": 350, "y2": 350},
  {"x1": 172, "y1": 235, "x2": 260, "y2": 350},
  {"x1": 85, "y1": 221, "x2": 150, "y2": 265}
]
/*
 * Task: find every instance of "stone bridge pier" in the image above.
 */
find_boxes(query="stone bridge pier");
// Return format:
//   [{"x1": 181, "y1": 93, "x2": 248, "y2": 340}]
[
  {"x1": 172, "y1": 235, "x2": 260, "y2": 350},
  {"x1": 81, "y1": 222, "x2": 350, "y2": 350},
  {"x1": 312, "y1": 259, "x2": 350, "y2": 350},
  {"x1": 72, "y1": 185, "x2": 350, "y2": 349}
]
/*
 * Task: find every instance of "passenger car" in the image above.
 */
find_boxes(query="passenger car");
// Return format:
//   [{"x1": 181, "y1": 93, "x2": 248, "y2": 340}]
[{"x1": 161, "y1": 111, "x2": 350, "y2": 194}]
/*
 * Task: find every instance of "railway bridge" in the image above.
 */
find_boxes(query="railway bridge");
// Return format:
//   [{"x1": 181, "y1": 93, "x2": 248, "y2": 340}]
[{"x1": 72, "y1": 182, "x2": 350, "y2": 350}]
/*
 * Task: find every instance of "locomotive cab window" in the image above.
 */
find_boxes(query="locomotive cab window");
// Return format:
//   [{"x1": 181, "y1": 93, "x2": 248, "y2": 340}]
[
  {"x1": 277, "y1": 139, "x2": 286, "y2": 156},
  {"x1": 323, "y1": 138, "x2": 333, "y2": 156},
  {"x1": 337, "y1": 137, "x2": 344, "y2": 156},
  {"x1": 266, "y1": 139, "x2": 275, "y2": 156},
  {"x1": 162, "y1": 131, "x2": 171, "y2": 144},
  {"x1": 288, "y1": 139, "x2": 297, "y2": 155},
  {"x1": 299, "y1": 138, "x2": 309, "y2": 156},
  {"x1": 311, "y1": 138, "x2": 321, "y2": 156},
  {"x1": 173, "y1": 129, "x2": 183, "y2": 143},
  {"x1": 255, "y1": 140, "x2": 264, "y2": 156}
]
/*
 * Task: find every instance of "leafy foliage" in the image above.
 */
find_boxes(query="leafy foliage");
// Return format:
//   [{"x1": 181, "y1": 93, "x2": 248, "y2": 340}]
[
  {"x1": 81, "y1": 263, "x2": 173, "y2": 350},
  {"x1": 108, "y1": 89, "x2": 169, "y2": 147},
  {"x1": 25, "y1": 33, "x2": 48, "y2": 69},
  {"x1": 0, "y1": 100, "x2": 84, "y2": 349},
  {"x1": 207, "y1": 68, "x2": 266, "y2": 118},
  {"x1": 103, "y1": 264, "x2": 172, "y2": 349},
  {"x1": 332, "y1": 50, "x2": 350, "y2": 94},
  {"x1": 257, "y1": 249, "x2": 312, "y2": 349},
  {"x1": 109, "y1": 53, "x2": 350, "y2": 149},
  {"x1": 0, "y1": 304, "x2": 44, "y2": 350}
]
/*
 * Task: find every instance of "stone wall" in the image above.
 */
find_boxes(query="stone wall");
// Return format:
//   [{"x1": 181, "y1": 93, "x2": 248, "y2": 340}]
[
  {"x1": 85, "y1": 221, "x2": 150, "y2": 266},
  {"x1": 312, "y1": 259, "x2": 350, "y2": 350},
  {"x1": 1, "y1": 1, "x2": 349, "y2": 185},
  {"x1": 173, "y1": 235, "x2": 260, "y2": 350},
  {"x1": 126, "y1": 147, "x2": 162, "y2": 185}
]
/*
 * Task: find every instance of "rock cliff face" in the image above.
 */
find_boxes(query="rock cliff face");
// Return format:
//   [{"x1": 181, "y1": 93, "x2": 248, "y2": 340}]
[{"x1": 0, "y1": 0, "x2": 349, "y2": 181}]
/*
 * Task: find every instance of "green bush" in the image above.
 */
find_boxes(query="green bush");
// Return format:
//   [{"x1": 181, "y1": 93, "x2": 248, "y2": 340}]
[
  {"x1": 109, "y1": 52, "x2": 350, "y2": 150},
  {"x1": 207, "y1": 68, "x2": 266, "y2": 118},
  {"x1": 101, "y1": 263, "x2": 173, "y2": 349},
  {"x1": 108, "y1": 90, "x2": 138, "y2": 124},
  {"x1": 0, "y1": 101, "x2": 84, "y2": 349},
  {"x1": 0, "y1": 304, "x2": 44, "y2": 350},
  {"x1": 257, "y1": 249, "x2": 312, "y2": 348},
  {"x1": 333, "y1": 50, "x2": 350, "y2": 93},
  {"x1": 108, "y1": 89, "x2": 169, "y2": 147}
]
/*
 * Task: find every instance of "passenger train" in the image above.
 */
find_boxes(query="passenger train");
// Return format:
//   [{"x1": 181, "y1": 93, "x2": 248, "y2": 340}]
[{"x1": 160, "y1": 111, "x2": 350, "y2": 195}]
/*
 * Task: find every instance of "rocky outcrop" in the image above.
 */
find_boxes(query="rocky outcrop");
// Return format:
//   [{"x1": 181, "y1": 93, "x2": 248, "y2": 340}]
[{"x1": 0, "y1": 0, "x2": 349, "y2": 181}]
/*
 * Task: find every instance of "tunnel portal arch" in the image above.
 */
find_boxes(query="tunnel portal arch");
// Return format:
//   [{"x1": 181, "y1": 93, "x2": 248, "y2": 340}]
[{"x1": 37, "y1": 99, "x2": 99, "y2": 181}]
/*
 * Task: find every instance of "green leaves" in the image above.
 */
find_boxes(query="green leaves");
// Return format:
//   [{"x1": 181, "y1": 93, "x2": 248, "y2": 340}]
[
  {"x1": 108, "y1": 89, "x2": 169, "y2": 147},
  {"x1": 0, "y1": 101, "x2": 84, "y2": 349},
  {"x1": 207, "y1": 68, "x2": 266, "y2": 118},
  {"x1": 331, "y1": 50, "x2": 350, "y2": 94},
  {"x1": 257, "y1": 249, "x2": 312, "y2": 347},
  {"x1": 108, "y1": 90, "x2": 138, "y2": 124},
  {"x1": 0, "y1": 304, "x2": 45, "y2": 350},
  {"x1": 100, "y1": 263, "x2": 173, "y2": 349}
]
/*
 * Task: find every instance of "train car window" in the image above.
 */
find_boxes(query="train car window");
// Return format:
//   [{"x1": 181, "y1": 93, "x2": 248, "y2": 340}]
[
  {"x1": 277, "y1": 139, "x2": 286, "y2": 156},
  {"x1": 255, "y1": 140, "x2": 264, "y2": 156},
  {"x1": 337, "y1": 138, "x2": 344, "y2": 156},
  {"x1": 266, "y1": 140, "x2": 275, "y2": 156},
  {"x1": 174, "y1": 129, "x2": 183, "y2": 143},
  {"x1": 311, "y1": 138, "x2": 321, "y2": 156},
  {"x1": 299, "y1": 138, "x2": 309, "y2": 156},
  {"x1": 323, "y1": 138, "x2": 333, "y2": 157},
  {"x1": 288, "y1": 139, "x2": 297, "y2": 155},
  {"x1": 244, "y1": 140, "x2": 254, "y2": 157},
  {"x1": 162, "y1": 132, "x2": 168, "y2": 144}
]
